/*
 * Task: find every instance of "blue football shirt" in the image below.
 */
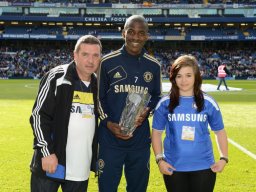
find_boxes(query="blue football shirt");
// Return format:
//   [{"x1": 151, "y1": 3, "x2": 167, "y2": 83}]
[{"x1": 152, "y1": 94, "x2": 224, "y2": 171}]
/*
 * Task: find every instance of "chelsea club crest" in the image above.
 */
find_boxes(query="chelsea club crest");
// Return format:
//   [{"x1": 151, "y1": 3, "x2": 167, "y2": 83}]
[{"x1": 143, "y1": 72, "x2": 153, "y2": 83}]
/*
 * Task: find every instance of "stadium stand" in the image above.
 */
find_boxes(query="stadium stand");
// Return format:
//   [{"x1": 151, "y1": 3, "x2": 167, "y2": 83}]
[
  {"x1": 0, "y1": 1, "x2": 255, "y2": 79},
  {"x1": 1, "y1": 43, "x2": 255, "y2": 79}
]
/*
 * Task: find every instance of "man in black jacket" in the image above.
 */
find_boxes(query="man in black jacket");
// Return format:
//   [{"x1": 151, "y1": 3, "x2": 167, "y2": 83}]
[{"x1": 30, "y1": 35, "x2": 101, "y2": 192}]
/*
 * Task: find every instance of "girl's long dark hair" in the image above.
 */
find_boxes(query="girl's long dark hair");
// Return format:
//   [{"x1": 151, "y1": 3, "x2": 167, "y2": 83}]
[{"x1": 169, "y1": 55, "x2": 204, "y2": 113}]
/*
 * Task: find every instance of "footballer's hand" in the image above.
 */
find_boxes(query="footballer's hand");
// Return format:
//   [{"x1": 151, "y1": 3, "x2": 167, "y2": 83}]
[
  {"x1": 42, "y1": 154, "x2": 58, "y2": 174},
  {"x1": 135, "y1": 107, "x2": 150, "y2": 128},
  {"x1": 107, "y1": 121, "x2": 132, "y2": 140}
]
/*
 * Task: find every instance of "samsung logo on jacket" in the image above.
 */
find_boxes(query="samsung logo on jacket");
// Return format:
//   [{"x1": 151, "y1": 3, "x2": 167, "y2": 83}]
[
  {"x1": 168, "y1": 113, "x2": 207, "y2": 122},
  {"x1": 114, "y1": 84, "x2": 148, "y2": 94}
]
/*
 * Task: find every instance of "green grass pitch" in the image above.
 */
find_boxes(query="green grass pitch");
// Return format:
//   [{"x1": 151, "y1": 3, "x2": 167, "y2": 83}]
[{"x1": 0, "y1": 79, "x2": 255, "y2": 191}]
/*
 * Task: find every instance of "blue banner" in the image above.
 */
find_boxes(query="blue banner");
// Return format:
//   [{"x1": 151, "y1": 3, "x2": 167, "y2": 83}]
[
  {"x1": 1, "y1": 33, "x2": 255, "y2": 41},
  {"x1": 1, "y1": 15, "x2": 255, "y2": 23}
]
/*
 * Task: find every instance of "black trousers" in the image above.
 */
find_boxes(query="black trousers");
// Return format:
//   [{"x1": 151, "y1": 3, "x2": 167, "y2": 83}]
[
  {"x1": 217, "y1": 77, "x2": 229, "y2": 90},
  {"x1": 31, "y1": 173, "x2": 88, "y2": 192},
  {"x1": 163, "y1": 169, "x2": 216, "y2": 192}
]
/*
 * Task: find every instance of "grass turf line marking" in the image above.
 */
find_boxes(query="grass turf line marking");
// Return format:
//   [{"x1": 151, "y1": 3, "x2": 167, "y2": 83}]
[
  {"x1": 24, "y1": 84, "x2": 37, "y2": 89},
  {"x1": 228, "y1": 138, "x2": 256, "y2": 160}
]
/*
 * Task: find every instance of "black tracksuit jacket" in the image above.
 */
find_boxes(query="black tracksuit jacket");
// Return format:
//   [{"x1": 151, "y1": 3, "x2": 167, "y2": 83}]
[{"x1": 30, "y1": 61, "x2": 98, "y2": 180}]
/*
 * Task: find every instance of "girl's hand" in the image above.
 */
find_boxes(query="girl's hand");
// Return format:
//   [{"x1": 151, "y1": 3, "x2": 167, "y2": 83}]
[
  {"x1": 211, "y1": 160, "x2": 227, "y2": 173},
  {"x1": 158, "y1": 160, "x2": 176, "y2": 176}
]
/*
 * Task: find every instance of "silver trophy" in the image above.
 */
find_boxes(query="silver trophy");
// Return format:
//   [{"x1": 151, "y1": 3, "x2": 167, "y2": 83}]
[{"x1": 119, "y1": 91, "x2": 151, "y2": 136}]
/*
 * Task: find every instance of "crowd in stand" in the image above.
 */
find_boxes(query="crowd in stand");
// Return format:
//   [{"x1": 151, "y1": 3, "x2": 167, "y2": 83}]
[
  {"x1": 153, "y1": 47, "x2": 256, "y2": 79},
  {"x1": 0, "y1": 46, "x2": 72, "y2": 79},
  {"x1": 1, "y1": 44, "x2": 255, "y2": 79}
]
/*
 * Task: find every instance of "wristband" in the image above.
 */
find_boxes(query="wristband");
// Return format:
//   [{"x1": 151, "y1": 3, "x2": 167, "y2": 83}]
[
  {"x1": 220, "y1": 157, "x2": 229, "y2": 163},
  {"x1": 155, "y1": 154, "x2": 165, "y2": 164},
  {"x1": 156, "y1": 157, "x2": 165, "y2": 165},
  {"x1": 155, "y1": 153, "x2": 164, "y2": 159}
]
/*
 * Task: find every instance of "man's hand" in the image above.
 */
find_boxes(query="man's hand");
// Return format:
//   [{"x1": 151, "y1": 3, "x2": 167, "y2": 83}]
[
  {"x1": 135, "y1": 107, "x2": 150, "y2": 128},
  {"x1": 107, "y1": 121, "x2": 132, "y2": 140},
  {"x1": 42, "y1": 154, "x2": 58, "y2": 174}
]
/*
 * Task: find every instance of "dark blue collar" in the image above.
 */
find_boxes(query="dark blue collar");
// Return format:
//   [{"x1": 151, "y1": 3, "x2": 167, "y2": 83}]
[{"x1": 120, "y1": 45, "x2": 146, "y2": 58}]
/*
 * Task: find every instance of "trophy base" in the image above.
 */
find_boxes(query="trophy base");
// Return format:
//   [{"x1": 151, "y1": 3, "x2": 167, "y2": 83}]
[{"x1": 120, "y1": 127, "x2": 135, "y2": 136}]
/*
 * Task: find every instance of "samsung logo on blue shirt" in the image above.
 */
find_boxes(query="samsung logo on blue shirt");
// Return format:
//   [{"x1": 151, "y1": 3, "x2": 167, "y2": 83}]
[{"x1": 168, "y1": 113, "x2": 207, "y2": 122}]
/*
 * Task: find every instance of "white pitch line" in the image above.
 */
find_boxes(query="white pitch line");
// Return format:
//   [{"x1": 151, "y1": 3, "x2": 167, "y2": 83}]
[
  {"x1": 228, "y1": 138, "x2": 256, "y2": 160},
  {"x1": 24, "y1": 84, "x2": 37, "y2": 89}
]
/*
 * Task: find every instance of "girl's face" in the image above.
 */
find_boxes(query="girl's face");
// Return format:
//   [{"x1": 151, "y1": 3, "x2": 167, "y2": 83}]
[{"x1": 175, "y1": 66, "x2": 195, "y2": 96}]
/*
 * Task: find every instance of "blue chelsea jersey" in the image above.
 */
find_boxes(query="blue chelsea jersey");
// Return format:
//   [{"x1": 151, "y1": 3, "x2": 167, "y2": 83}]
[
  {"x1": 98, "y1": 46, "x2": 162, "y2": 150},
  {"x1": 152, "y1": 94, "x2": 224, "y2": 171}
]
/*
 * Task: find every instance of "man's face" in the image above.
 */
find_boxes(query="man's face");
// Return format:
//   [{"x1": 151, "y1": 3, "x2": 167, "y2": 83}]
[
  {"x1": 74, "y1": 43, "x2": 101, "y2": 80},
  {"x1": 122, "y1": 21, "x2": 149, "y2": 56}
]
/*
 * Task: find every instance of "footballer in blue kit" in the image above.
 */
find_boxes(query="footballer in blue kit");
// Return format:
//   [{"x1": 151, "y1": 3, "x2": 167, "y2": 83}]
[{"x1": 152, "y1": 55, "x2": 228, "y2": 192}]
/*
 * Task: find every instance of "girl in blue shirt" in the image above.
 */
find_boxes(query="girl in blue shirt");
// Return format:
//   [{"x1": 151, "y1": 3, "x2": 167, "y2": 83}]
[{"x1": 152, "y1": 55, "x2": 228, "y2": 192}]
